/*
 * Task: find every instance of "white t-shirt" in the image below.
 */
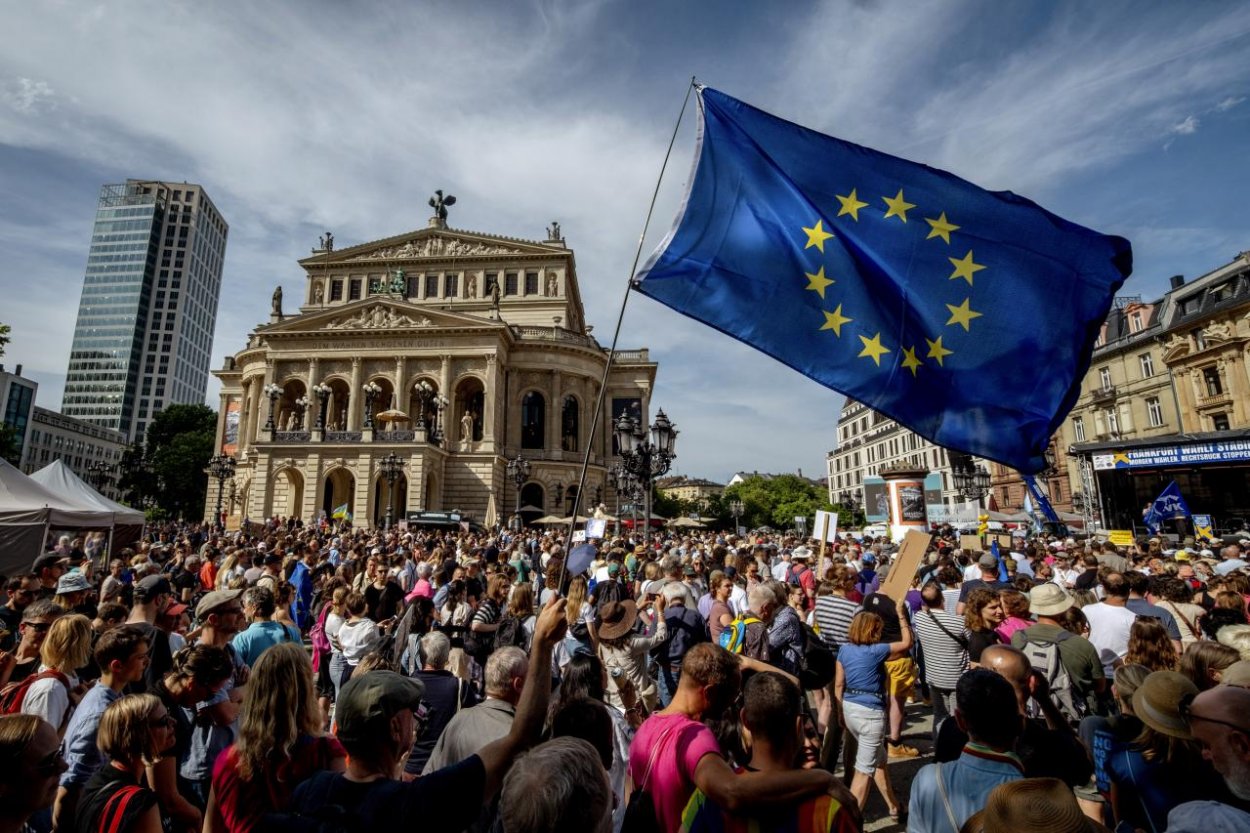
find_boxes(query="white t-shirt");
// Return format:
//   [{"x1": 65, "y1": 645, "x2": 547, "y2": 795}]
[
  {"x1": 21, "y1": 666, "x2": 76, "y2": 729},
  {"x1": 770, "y1": 560, "x2": 790, "y2": 582},
  {"x1": 1082, "y1": 602, "x2": 1136, "y2": 673},
  {"x1": 729, "y1": 584, "x2": 748, "y2": 616}
]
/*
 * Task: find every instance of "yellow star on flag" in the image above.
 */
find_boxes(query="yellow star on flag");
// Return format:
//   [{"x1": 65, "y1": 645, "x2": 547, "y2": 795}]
[
  {"x1": 820, "y1": 305, "x2": 852, "y2": 336},
  {"x1": 924, "y1": 212, "x2": 959, "y2": 244},
  {"x1": 901, "y1": 346, "x2": 922, "y2": 377},
  {"x1": 858, "y1": 332, "x2": 891, "y2": 366},
  {"x1": 926, "y1": 336, "x2": 953, "y2": 367},
  {"x1": 945, "y1": 298, "x2": 983, "y2": 332},
  {"x1": 802, "y1": 219, "x2": 834, "y2": 252},
  {"x1": 836, "y1": 189, "x2": 869, "y2": 221},
  {"x1": 881, "y1": 189, "x2": 915, "y2": 222},
  {"x1": 949, "y1": 250, "x2": 985, "y2": 286},
  {"x1": 804, "y1": 266, "x2": 835, "y2": 298}
]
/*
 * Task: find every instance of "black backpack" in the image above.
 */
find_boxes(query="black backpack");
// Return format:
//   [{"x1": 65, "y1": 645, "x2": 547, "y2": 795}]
[
  {"x1": 796, "y1": 622, "x2": 836, "y2": 690},
  {"x1": 495, "y1": 614, "x2": 527, "y2": 650}
]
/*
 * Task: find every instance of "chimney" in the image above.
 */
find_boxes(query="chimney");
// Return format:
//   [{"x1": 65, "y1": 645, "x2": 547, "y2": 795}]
[
  {"x1": 1169, "y1": 275, "x2": 1185, "y2": 290},
  {"x1": 15, "y1": 364, "x2": 21, "y2": 376}
]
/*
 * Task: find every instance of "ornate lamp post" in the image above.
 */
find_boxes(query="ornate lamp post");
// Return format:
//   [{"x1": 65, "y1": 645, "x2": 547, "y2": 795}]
[
  {"x1": 953, "y1": 462, "x2": 992, "y2": 505},
  {"x1": 730, "y1": 498, "x2": 744, "y2": 533},
  {"x1": 263, "y1": 383, "x2": 282, "y2": 432},
  {"x1": 362, "y1": 382, "x2": 382, "y2": 430},
  {"x1": 85, "y1": 460, "x2": 113, "y2": 492},
  {"x1": 378, "y1": 452, "x2": 405, "y2": 529},
  {"x1": 431, "y1": 393, "x2": 449, "y2": 446},
  {"x1": 506, "y1": 455, "x2": 531, "y2": 532},
  {"x1": 314, "y1": 383, "x2": 332, "y2": 430},
  {"x1": 205, "y1": 454, "x2": 237, "y2": 531},
  {"x1": 614, "y1": 408, "x2": 678, "y2": 535},
  {"x1": 294, "y1": 396, "x2": 309, "y2": 430}
]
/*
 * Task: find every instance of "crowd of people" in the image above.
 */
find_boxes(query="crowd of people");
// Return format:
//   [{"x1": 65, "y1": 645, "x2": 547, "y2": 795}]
[{"x1": 2, "y1": 518, "x2": 1250, "y2": 833}]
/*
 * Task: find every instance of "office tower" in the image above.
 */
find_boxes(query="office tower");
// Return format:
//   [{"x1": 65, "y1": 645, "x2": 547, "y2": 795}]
[{"x1": 62, "y1": 180, "x2": 228, "y2": 441}]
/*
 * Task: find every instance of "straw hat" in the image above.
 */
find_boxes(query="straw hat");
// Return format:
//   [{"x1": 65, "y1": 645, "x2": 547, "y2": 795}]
[
  {"x1": 1131, "y1": 671, "x2": 1198, "y2": 739},
  {"x1": 962, "y1": 778, "x2": 1110, "y2": 833},
  {"x1": 597, "y1": 600, "x2": 639, "y2": 641},
  {"x1": 1028, "y1": 583, "x2": 1074, "y2": 617}
]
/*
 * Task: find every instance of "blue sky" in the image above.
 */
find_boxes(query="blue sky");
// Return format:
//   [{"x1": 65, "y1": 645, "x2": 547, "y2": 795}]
[{"x1": 2, "y1": 1, "x2": 1248, "y2": 483}]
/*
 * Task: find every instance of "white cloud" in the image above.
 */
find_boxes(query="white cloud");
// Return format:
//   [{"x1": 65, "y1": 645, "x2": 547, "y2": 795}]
[
  {"x1": 1217, "y1": 94, "x2": 1245, "y2": 111},
  {"x1": 2, "y1": 77, "x2": 55, "y2": 114},
  {"x1": 1171, "y1": 115, "x2": 1199, "y2": 134}
]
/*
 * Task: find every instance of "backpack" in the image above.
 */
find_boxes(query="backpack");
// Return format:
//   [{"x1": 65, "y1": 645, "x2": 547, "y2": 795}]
[
  {"x1": 717, "y1": 614, "x2": 762, "y2": 653},
  {"x1": 788, "y1": 564, "x2": 809, "y2": 588},
  {"x1": 1018, "y1": 628, "x2": 1085, "y2": 724},
  {"x1": 309, "y1": 603, "x2": 332, "y2": 655},
  {"x1": 0, "y1": 669, "x2": 70, "y2": 714},
  {"x1": 495, "y1": 614, "x2": 527, "y2": 650},
  {"x1": 796, "y1": 622, "x2": 836, "y2": 690}
]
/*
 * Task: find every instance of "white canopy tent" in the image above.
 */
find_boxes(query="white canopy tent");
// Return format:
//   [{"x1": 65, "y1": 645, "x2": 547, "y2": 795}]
[
  {"x1": 0, "y1": 458, "x2": 114, "y2": 575},
  {"x1": 29, "y1": 460, "x2": 144, "y2": 526}
]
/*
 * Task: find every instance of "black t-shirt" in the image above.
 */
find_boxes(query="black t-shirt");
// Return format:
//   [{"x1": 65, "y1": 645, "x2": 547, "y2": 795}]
[
  {"x1": 289, "y1": 756, "x2": 486, "y2": 831},
  {"x1": 77, "y1": 765, "x2": 158, "y2": 833},
  {"x1": 862, "y1": 593, "x2": 903, "y2": 642},
  {"x1": 0, "y1": 604, "x2": 22, "y2": 651},
  {"x1": 405, "y1": 670, "x2": 478, "y2": 775},
  {"x1": 153, "y1": 678, "x2": 194, "y2": 762},
  {"x1": 124, "y1": 621, "x2": 173, "y2": 695},
  {"x1": 365, "y1": 580, "x2": 405, "y2": 622},
  {"x1": 967, "y1": 628, "x2": 1002, "y2": 663}
]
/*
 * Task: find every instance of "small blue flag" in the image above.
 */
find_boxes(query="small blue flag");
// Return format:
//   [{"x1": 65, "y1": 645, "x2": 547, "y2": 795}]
[
  {"x1": 635, "y1": 87, "x2": 1131, "y2": 474},
  {"x1": 1143, "y1": 481, "x2": 1190, "y2": 534},
  {"x1": 990, "y1": 539, "x2": 1009, "y2": 584}
]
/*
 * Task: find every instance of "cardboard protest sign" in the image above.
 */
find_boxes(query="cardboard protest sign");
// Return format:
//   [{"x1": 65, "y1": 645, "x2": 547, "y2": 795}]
[
  {"x1": 959, "y1": 534, "x2": 982, "y2": 553},
  {"x1": 878, "y1": 530, "x2": 933, "y2": 602}
]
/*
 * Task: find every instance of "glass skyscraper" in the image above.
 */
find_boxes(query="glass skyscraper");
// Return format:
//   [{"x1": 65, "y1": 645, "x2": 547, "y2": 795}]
[{"x1": 62, "y1": 180, "x2": 228, "y2": 441}]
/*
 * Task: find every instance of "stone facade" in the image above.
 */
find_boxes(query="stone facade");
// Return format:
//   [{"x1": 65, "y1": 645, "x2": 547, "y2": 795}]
[{"x1": 208, "y1": 214, "x2": 656, "y2": 527}]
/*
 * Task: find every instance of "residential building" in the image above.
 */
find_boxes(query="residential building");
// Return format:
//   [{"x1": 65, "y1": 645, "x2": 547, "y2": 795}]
[
  {"x1": 207, "y1": 204, "x2": 656, "y2": 526},
  {"x1": 21, "y1": 407, "x2": 127, "y2": 501},
  {"x1": 1, "y1": 364, "x2": 38, "y2": 465},
  {"x1": 62, "y1": 180, "x2": 228, "y2": 442},
  {"x1": 655, "y1": 475, "x2": 724, "y2": 503}
]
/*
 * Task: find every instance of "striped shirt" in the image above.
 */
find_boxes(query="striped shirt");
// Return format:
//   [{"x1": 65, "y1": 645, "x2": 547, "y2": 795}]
[
  {"x1": 813, "y1": 595, "x2": 860, "y2": 648},
  {"x1": 913, "y1": 607, "x2": 969, "y2": 690}
]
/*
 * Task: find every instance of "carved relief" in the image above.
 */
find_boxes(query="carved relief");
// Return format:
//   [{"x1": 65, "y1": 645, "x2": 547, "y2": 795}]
[
  {"x1": 324, "y1": 305, "x2": 434, "y2": 330},
  {"x1": 347, "y1": 237, "x2": 524, "y2": 260},
  {"x1": 453, "y1": 358, "x2": 487, "y2": 379},
  {"x1": 1161, "y1": 334, "x2": 1190, "y2": 361},
  {"x1": 1203, "y1": 322, "x2": 1233, "y2": 344}
]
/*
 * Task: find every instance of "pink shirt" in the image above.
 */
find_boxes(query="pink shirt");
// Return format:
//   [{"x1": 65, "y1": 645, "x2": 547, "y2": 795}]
[
  {"x1": 995, "y1": 616, "x2": 1032, "y2": 643},
  {"x1": 627, "y1": 712, "x2": 723, "y2": 833},
  {"x1": 405, "y1": 579, "x2": 433, "y2": 603}
]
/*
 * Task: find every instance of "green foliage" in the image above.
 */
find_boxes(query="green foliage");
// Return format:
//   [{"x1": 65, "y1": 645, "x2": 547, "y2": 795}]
[
  {"x1": 0, "y1": 322, "x2": 10, "y2": 357},
  {"x1": 118, "y1": 405, "x2": 217, "y2": 520},
  {"x1": 0, "y1": 422, "x2": 20, "y2": 465},
  {"x1": 722, "y1": 474, "x2": 834, "y2": 531}
]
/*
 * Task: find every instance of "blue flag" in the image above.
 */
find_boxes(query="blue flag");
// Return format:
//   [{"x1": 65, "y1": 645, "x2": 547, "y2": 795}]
[
  {"x1": 1143, "y1": 481, "x2": 1191, "y2": 534},
  {"x1": 634, "y1": 87, "x2": 1132, "y2": 473},
  {"x1": 990, "y1": 539, "x2": 1010, "y2": 584}
]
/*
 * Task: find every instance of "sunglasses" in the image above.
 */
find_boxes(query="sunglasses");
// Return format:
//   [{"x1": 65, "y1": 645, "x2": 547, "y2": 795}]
[
  {"x1": 22, "y1": 621, "x2": 52, "y2": 632},
  {"x1": 1179, "y1": 693, "x2": 1250, "y2": 735}
]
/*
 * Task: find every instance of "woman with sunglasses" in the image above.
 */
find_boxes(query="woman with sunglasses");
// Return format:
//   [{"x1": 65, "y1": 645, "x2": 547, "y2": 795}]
[
  {"x1": 76, "y1": 694, "x2": 175, "y2": 833},
  {"x1": 0, "y1": 714, "x2": 67, "y2": 833},
  {"x1": 205, "y1": 643, "x2": 345, "y2": 833}
]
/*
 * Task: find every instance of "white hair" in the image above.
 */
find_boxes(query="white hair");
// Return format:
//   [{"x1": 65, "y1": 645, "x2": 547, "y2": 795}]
[
  {"x1": 501, "y1": 737, "x2": 612, "y2": 833},
  {"x1": 416, "y1": 561, "x2": 432, "y2": 578},
  {"x1": 420, "y1": 630, "x2": 450, "y2": 669},
  {"x1": 484, "y1": 645, "x2": 528, "y2": 696},
  {"x1": 1217, "y1": 624, "x2": 1250, "y2": 661},
  {"x1": 748, "y1": 584, "x2": 775, "y2": 614},
  {"x1": 661, "y1": 581, "x2": 686, "y2": 604}
]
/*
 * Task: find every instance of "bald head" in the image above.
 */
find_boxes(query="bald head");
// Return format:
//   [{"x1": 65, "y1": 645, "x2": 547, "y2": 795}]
[
  {"x1": 1188, "y1": 685, "x2": 1250, "y2": 800},
  {"x1": 979, "y1": 645, "x2": 1031, "y2": 712}
]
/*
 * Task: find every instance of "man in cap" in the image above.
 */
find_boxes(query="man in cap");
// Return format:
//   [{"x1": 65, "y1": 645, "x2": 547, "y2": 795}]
[
  {"x1": 1011, "y1": 584, "x2": 1106, "y2": 716},
  {"x1": 787, "y1": 546, "x2": 816, "y2": 610},
  {"x1": 0, "y1": 574, "x2": 39, "y2": 651},
  {"x1": 124, "y1": 574, "x2": 175, "y2": 693},
  {"x1": 31, "y1": 553, "x2": 66, "y2": 599},
  {"x1": 289, "y1": 597, "x2": 569, "y2": 829},
  {"x1": 956, "y1": 552, "x2": 1011, "y2": 616}
]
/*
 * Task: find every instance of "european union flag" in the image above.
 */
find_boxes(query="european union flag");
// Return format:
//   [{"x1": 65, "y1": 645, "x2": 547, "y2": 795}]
[{"x1": 634, "y1": 87, "x2": 1132, "y2": 473}]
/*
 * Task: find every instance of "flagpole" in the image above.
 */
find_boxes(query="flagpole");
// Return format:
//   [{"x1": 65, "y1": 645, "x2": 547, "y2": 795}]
[{"x1": 557, "y1": 77, "x2": 699, "y2": 591}]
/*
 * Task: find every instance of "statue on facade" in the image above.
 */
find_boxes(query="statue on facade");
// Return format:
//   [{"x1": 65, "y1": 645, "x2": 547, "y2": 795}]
[
  {"x1": 546, "y1": 272, "x2": 558, "y2": 296},
  {"x1": 489, "y1": 278, "x2": 501, "y2": 312},
  {"x1": 548, "y1": 220, "x2": 561, "y2": 240},
  {"x1": 465, "y1": 274, "x2": 477, "y2": 298},
  {"x1": 461, "y1": 410, "x2": 475, "y2": 446},
  {"x1": 428, "y1": 189, "x2": 457, "y2": 222},
  {"x1": 319, "y1": 231, "x2": 334, "y2": 251},
  {"x1": 271, "y1": 285, "x2": 283, "y2": 317}
]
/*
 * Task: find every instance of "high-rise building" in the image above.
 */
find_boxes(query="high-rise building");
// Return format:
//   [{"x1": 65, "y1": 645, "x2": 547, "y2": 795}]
[{"x1": 62, "y1": 180, "x2": 228, "y2": 441}]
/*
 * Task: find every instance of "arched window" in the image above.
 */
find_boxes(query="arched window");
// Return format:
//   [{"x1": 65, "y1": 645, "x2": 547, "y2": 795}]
[
  {"x1": 520, "y1": 392, "x2": 545, "y2": 449},
  {"x1": 561, "y1": 396, "x2": 579, "y2": 452}
]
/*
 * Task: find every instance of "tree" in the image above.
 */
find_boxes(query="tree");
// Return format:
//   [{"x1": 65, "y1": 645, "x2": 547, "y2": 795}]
[
  {"x1": 120, "y1": 405, "x2": 217, "y2": 521},
  {"x1": 0, "y1": 322, "x2": 10, "y2": 357},
  {"x1": 722, "y1": 474, "x2": 835, "y2": 532},
  {"x1": 0, "y1": 423, "x2": 19, "y2": 465}
]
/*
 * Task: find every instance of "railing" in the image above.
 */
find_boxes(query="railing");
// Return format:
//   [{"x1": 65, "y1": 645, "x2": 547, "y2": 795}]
[
  {"x1": 1198, "y1": 391, "x2": 1232, "y2": 409},
  {"x1": 1090, "y1": 385, "x2": 1117, "y2": 404},
  {"x1": 513, "y1": 326, "x2": 599, "y2": 348},
  {"x1": 324, "y1": 431, "x2": 363, "y2": 443},
  {"x1": 273, "y1": 431, "x2": 310, "y2": 443},
  {"x1": 378, "y1": 430, "x2": 416, "y2": 442},
  {"x1": 612, "y1": 349, "x2": 649, "y2": 362}
]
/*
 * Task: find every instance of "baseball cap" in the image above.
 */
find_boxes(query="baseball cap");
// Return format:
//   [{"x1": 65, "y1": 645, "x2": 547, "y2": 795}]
[
  {"x1": 135, "y1": 575, "x2": 172, "y2": 600},
  {"x1": 56, "y1": 573, "x2": 92, "y2": 594},
  {"x1": 196, "y1": 589, "x2": 243, "y2": 620},
  {"x1": 165, "y1": 601, "x2": 189, "y2": 618},
  {"x1": 978, "y1": 552, "x2": 1000, "y2": 570},
  {"x1": 335, "y1": 671, "x2": 425, "y2": 743},
  {"x1": 32, "y1": 554, "x2": 66, "y2": 572}
]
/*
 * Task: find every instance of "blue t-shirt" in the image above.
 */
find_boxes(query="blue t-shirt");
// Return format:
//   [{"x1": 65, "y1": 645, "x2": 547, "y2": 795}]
[
  {"x1": 231, "y1": 621, "x2": 301, "y2": 667},
  {"x1": 837, "y1": 642, "x2": 890, "y2": 709}
]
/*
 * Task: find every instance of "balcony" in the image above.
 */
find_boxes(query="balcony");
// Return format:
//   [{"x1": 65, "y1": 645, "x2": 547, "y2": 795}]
[
  {"x1": 1090, "y1": 385, "x2": 1117, "y2": 405},
  {"x1": 1197, "y1": 390, "x2": 1232, "y2": 410}
]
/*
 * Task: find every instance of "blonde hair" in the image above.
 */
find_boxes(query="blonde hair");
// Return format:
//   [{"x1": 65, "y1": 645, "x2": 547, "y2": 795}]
[
  {"x1": 40, "y1": 614, "x2": 92, "y2": 672},
  {"x1": 98, "y1": 694, "x2": 165, "y2": 765},
  {"x1": 566, "y1": 577, "x2": 588, "y2": 627},
  {"x1": 234, "y1": 642, "x2": 322, "y2": 781}
]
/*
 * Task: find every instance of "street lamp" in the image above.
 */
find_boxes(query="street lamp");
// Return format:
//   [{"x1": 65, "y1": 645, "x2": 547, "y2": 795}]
[
  {"x1": 378, "y1": 452, "x2": 405, "y2": 529},
  {"x1": 613, "y1": 407, "x2": 678, "y2": 535},
  {"x1": 506, "y1": 455, "x2": 531, "y2": 532},
  {"x1": 362, "y1": 382, "x2": 382, "y2": 429},
  {"x1": 953, "y1": 463, "x2": 992, "y2": 504},
  {"x1": 314, "y1": 383, "x2": 332, "y2": 430},
  {"x1": 294, "y1": 396, "x2": 309, "y2": 430},
  {"x1": 730, "y1": 498, "x2": 744, "y2": 533},
  {"x1": 431, "y1": 393, "x2": 449, "y2": 446},
  {"x1": 413, "y1": 381, "x2": 437, "y2": 430},
  {"x1": 85, "y1": 460, "x2": 113, "y2": 492},
  {"x1": 263, "y1": 383, "x2": 282, "y2": 431},
  {"x1": 206, "y1": 454, "x2": 237, "y2": 531}
]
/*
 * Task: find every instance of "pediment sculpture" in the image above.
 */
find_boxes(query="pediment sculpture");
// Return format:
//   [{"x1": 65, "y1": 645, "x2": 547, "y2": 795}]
[
  {"x1": 324, "y1": 305, "x2": 434, "y2": 330},
  {"x1": 348, "y1": 236, "x2": 524, "y2": 260},
  {"x1": 1202, "y1": 322, "x2": 1233, "y2": 344},
  {"x1": 1161, "y1": 333, "x2": 1189, "y2": 359}
]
